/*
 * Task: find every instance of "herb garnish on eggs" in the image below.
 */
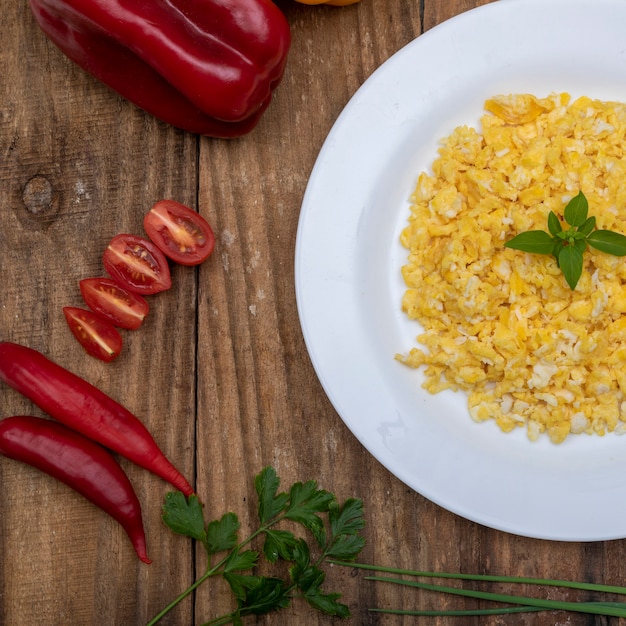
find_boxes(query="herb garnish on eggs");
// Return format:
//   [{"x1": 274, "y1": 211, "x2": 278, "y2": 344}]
[{"x1": 505, "y1": 190, "x2": 626, "y2": 290}]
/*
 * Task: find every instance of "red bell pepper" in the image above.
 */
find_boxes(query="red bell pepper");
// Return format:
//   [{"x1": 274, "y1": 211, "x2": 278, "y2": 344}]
[{"x1": 29, "y1": 0, "x2": 291, "y2": 138}]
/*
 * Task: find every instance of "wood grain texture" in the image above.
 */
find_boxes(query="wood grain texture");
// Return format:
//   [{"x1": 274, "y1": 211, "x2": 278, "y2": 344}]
[{"x1": 2, "y1": 0, "x2": 626, "y2": 625}]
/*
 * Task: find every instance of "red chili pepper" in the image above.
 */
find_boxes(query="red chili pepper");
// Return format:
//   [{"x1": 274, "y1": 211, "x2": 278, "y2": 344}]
[
  {"x1": 28, "y1": 0, "x2": 291, "y2": 138},
  {"x1": 0, "y1": 342, "x2": 193, "y2": 496},
  {"x1": 0, "y1": 415, "x2": 150, "y2": 563}
]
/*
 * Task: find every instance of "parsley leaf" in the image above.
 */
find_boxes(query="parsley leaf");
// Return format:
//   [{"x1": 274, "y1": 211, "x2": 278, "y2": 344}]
[
  {"x1": 327, "y1": 534, "x2": 367, "y2": 561},
  {"x1": 329, "y1": 497, "x2": 366, "y2": 537},
  {"x1": 161, "y1": 492, "x2": 206, "y2": 542},
  {"x1": 234, "y1": 576, "x2": 290, "y2": 615},
  {"x1": 262, "y1": 528, "x2": 299, "y2": 563},
  {"x1": 255, "y1": 466, "x2": 289, "y2": 524},
  {"x1": 326, "y1": 498, "x2": 367, "y2": 560},
  {"x1": 206, "y1": 512, "x2": 240, "y2": 554},
  {"x1": 224, "y1": 549, "x2": 259, "y2": 573},
  {"x1": 304, "y1": 589, "x2": 351, "y2": 618},
  {"x1": 285, "y1": 480, "x2": 334, "y2": 545},
  {"x1": 290, "y1": 539, "x2": 351, "y2": 617},
  {"x1": 223, "y1": 573, "x2": 264, "y2": 601}
]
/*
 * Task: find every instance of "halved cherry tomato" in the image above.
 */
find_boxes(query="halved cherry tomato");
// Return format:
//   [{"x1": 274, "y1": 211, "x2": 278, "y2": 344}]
[
  {"x1": 63, "y1": 307, "x2": 122, "y2": 362},
  {"x1": 80, "y1": 278, "x2": 149, "y2": 330},
  {"x1": 103, "y1": 234, "x2": 171, "y2": 295},
  {"x1": 143, "y1": 200, "x2": 215, "y2": 266}
]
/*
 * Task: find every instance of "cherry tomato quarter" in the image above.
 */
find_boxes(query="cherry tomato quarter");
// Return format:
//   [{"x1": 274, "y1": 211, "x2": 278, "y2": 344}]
[
  {"x1": 144, "y1": 200, "x2": 215, "y2": 266},
  {"x1": 63, "y1": 306, "x2": 123, "y2": 362},
  {"x1": 103, "y1": 234, "x2": 171, "y2": 295},
  {"x1": 80, "y1": 278, "x2": 149, "y2": 330}
]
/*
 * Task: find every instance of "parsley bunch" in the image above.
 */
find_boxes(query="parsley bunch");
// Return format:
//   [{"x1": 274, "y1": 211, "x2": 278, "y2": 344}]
[
  {"x1": 148, "y1": 466, "x2": 626, "y2": 622},
  {"x1": 504, "y1": 190, "x2": 626, "y2": 289},
  {"x1": 147, "y1": 466, "x2": 365, "y2": 625}
]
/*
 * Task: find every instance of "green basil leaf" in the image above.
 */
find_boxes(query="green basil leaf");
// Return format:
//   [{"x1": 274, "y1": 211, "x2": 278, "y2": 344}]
[
  {"x1": 563, "y1": 190, "x2": 588, "y2": 227},
  {"x1": 547, "y1": 211, "x2": 562, "y2": 236},
  {"x1": 577, "y1": 215, "x2": 596, "y2": 237},
  {"x1": 504, "y1": 230, "x2": 554, "y2": 255},
  {"x1": 573, "y1": 238, "x2": 587, "y2": 255},
  {"x1": 558, "y1": 245, "x2": 584, "y2": 290},
  {"x1": 587, "y1": 230, "x2": 626, "y2": 256}
]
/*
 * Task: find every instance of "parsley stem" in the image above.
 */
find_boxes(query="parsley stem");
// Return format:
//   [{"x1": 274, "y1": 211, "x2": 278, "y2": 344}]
[
  {"x1": 146, "y1": 565, "x2": 219, "y2": 626},
  {"x1": 147, "y1": 517, "x2": 290, "y2": 626}
]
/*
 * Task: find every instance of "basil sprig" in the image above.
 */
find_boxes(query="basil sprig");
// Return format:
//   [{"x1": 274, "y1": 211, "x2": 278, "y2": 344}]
[{"x1": 504, "y1": 191, "x2": 626, "y2": 289}]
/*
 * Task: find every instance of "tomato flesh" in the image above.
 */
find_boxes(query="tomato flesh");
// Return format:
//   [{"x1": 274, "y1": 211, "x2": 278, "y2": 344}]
[
  {"x1": 103, "y1": 234, "x2": 171, "y2": 295},
  {"x1": 80, "y1": 277, "x2": 149, "y2": 330},
  {"x1": 143, "y1": 200, "x2": 215, "y2": 266},
  {"x1": 63, "y1": 306, "x2": 123, "y2": 362}
]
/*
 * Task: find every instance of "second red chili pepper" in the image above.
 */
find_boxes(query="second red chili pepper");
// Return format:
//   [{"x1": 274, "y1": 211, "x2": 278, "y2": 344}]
[
  {"x1": 0, "y1": 342, "x2": 193, "y2": 496},
  {"x1": 0, "y1": 415, "x2": 150, "y2": 563}
]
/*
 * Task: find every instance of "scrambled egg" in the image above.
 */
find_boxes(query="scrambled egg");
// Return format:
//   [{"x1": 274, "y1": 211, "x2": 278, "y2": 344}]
[{"x1": 397, "y1": 93, "x2": 626, "y2": 444}]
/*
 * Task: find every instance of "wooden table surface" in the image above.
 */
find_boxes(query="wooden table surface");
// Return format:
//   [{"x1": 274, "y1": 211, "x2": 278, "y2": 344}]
[{"x1": 2, "y1": 0, "x2": 626, "y2": 624}]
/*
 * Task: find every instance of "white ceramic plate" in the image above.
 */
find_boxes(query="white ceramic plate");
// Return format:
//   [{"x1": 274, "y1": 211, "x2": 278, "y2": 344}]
[{"x1": 295, "y1": 0, "x2": 626, "y2": 541}]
